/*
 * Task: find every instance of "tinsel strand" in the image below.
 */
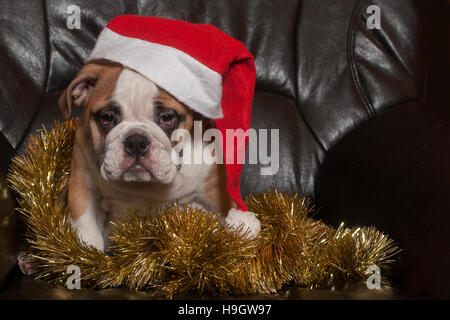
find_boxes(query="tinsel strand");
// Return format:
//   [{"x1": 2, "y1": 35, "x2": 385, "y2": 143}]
[{"x1": 7, "y1": 121, "x2": 401, "y2": 297}]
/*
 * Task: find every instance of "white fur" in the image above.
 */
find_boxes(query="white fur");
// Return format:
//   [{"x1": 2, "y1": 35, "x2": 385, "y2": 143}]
[{"x1": 225, "y1": 209, "x2": 261, "y2": 239}]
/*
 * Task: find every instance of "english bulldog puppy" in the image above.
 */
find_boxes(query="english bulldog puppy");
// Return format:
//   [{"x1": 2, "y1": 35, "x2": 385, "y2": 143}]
[{"x1": 58, "y1": 60, "x2": 260, "y2": 251}]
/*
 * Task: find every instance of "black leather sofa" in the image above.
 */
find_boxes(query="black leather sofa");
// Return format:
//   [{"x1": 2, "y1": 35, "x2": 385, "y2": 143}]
[{"x1": 0, "y1": 0, "x2": 448, "y2": 299}]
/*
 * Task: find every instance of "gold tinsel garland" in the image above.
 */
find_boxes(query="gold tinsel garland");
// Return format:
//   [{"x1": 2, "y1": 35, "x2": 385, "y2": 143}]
[{"x1": 7, "y1": 121, "x2": 400, "y2": 297}]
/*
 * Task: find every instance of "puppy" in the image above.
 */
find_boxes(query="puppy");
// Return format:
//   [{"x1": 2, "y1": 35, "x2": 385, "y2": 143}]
[{"x1": 58, "y1": 60, "x2": 259, "y2": 251}]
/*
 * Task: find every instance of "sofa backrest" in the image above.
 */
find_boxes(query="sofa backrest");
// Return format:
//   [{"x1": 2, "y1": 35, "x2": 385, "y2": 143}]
[{"x1": 0, "y1": 0, "x2": 426, "y2": 199}]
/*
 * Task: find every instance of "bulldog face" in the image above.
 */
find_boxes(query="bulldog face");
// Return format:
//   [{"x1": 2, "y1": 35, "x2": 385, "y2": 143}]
[{"x1": 58, "y1": 61, "x2": 198, "y2": 184}]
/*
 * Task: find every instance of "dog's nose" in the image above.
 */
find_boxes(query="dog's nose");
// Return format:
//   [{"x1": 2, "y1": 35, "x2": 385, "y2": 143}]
[{"x1": 124, "y1": 134, "x2": 150, "y2": 157}]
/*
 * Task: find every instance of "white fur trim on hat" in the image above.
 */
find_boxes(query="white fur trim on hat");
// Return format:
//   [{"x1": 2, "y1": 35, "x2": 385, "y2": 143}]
[
  {"x1": 225, "y1": 208, "x2": 261, "y2": 239},
  {"x1": 87, "y1": 28, "x2": 223, "y2": 119}
]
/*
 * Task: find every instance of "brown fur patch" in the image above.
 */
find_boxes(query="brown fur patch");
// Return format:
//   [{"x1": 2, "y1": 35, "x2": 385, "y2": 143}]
[
  {"x1": 68, "y1": 132, "x2": 90, "y2": 221},
  {"x1": 205, "y1": 163, "x2": 237, "y2": 215},
  {"x1": 79, "y1": 63, "x2": 124, "y2": 159},
  {"x1": 61, "y1": 61, "x2": 124, "y2": 221},
  {"x1": 86, "y1": 65, "x2": 123, "y2": 114}
]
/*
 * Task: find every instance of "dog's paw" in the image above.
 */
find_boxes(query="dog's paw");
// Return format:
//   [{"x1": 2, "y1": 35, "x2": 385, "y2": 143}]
[
  {"x1": 71, "y1": 216, "x2": 105, "y2": 252},
  {"x1": 77, "y1": 231, "x2": 105, "y2": 252},
  {"x1": 225, "y1": 209, "x2": 261, "y2": 239}
]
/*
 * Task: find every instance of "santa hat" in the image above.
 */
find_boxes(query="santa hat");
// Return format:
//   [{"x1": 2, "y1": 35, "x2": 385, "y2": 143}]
[{"x1": 87, "y1": 15, "x2": 260, "y2": 237}]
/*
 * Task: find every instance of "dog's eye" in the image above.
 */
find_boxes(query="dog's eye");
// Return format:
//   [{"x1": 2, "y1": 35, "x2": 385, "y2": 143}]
[
  {"x1": 155, "y1": 105, "x2": 179, "y2": 131},
  {"x1": 160, "y1": 113, "x2": 175, "y2": 124},
  {"x1": 99, "y1": 111, "x2": 115, "y2": 128}
]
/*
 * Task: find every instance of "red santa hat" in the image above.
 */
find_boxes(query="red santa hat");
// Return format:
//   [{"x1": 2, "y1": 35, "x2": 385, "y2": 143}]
[{"x1": 87, "y1": 15, "x2": 260, "y2": 237}]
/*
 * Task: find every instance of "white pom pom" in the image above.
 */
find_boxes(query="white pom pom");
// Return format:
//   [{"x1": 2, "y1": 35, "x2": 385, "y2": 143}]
[{"x1": 225, "y1": 208, "x2": 261, "y2": 239}]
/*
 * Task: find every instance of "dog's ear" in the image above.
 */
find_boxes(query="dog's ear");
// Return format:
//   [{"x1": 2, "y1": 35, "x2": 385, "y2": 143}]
[{"x1": 57, "y1": 63, "x2": 104, "y2": 120}]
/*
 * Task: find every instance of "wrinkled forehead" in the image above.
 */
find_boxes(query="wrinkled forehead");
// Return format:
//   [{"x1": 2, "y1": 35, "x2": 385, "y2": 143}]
[
  {"x1": 112, "y1": 68, "x2": 159, "y2": 120},
  {"x1": 85, "y1": 66, "x2": 193, "y2": 126}
]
